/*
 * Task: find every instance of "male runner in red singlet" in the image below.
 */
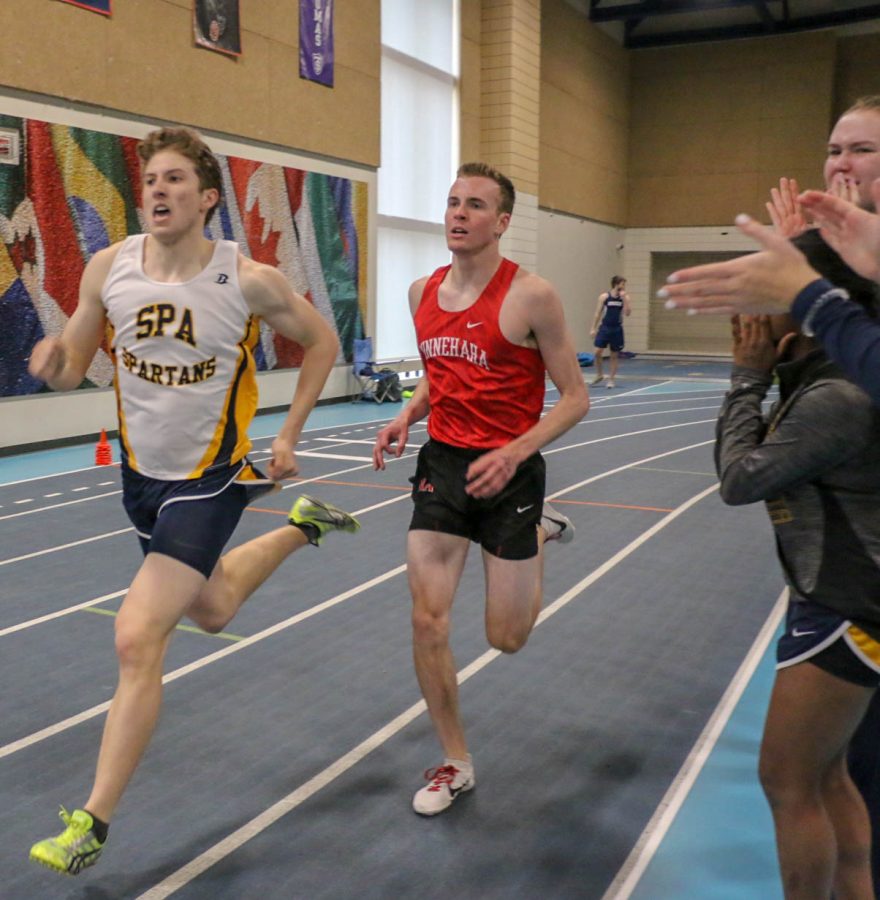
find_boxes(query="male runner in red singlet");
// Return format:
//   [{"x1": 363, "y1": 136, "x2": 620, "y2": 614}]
[{"x1": 373, "y1": 162, "x2": 590, "y2": 816}]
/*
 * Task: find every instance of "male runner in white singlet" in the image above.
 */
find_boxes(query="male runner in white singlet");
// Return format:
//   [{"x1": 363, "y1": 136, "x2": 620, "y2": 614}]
[
  {"x1": 373, "y1": 162, "x2": 589, "y2": 815},
  {"x1": 27, "y1": 126, "x2": 359, "y2": 874}
]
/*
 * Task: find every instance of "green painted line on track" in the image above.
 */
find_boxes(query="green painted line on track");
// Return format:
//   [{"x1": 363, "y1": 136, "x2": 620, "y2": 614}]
[{"x1": 80, "y1": 606, "x2": 245, "y2": 642}]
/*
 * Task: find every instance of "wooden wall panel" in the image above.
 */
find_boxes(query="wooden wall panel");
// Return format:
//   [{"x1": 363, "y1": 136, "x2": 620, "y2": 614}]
[
  {"x1": 539, "y1": 0, "x2": 629, "y2": 226},
  {"x1": 628, "y1": 31, "x2": 834, "y2": 227},
  {"x1": 0, "y1": 0, "x2": 380, "y2": 167}
]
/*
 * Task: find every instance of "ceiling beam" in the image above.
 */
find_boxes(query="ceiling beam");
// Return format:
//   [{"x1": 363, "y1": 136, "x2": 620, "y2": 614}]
[
  {"x1": 750, "y1": 1, "x2": 775, "y2": 28},
  {"x1": 625, "y1": 5, "x2": 880, "y2": 49},
  {"x1": 591, "y1": 0, "x2": 763, "y2": 22}
]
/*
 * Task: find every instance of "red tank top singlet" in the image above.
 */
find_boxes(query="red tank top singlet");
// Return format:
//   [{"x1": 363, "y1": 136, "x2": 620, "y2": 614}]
[{"x1": 414, "y1": 257, "x2": 545, "y2": 449}]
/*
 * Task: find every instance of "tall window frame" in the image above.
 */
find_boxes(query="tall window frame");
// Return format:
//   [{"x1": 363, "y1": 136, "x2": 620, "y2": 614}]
[{"x1": 376, "y1": 1, "x2": 460, "y2": 360}]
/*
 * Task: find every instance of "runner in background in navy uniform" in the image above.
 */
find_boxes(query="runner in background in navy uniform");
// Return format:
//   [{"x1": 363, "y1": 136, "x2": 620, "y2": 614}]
[
  {"x1": 590, "y1": 275, "x2": 631, "y2": 389},
  {"x1": 373, "y1": 162, "x2": 589, "y2": 816},
  {"x1": 27, "y1": 126, "x2": 359, "y2": 876}
]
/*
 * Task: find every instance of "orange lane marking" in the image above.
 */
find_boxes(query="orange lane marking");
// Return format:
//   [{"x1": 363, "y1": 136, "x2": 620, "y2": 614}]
[
  {"x1": 554, "y1": 499, "x2": 674, "y2": 513},
  {"x1": 248, "y1": 507, "x2": 289, "y2": 516}
]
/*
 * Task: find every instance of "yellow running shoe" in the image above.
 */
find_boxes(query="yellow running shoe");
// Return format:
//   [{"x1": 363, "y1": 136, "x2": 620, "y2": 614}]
[
  {"x1": 288, "y1": 495, "x2": 360, "y2": 546},
  {"x1": 29, "y1": 807, "x2": 105, "y2": 875}
]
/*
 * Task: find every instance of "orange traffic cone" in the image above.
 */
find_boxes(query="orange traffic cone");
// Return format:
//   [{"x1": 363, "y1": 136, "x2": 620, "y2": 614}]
[{"x1": 95, "y1": 428, "x2": 113, "y2": 466}]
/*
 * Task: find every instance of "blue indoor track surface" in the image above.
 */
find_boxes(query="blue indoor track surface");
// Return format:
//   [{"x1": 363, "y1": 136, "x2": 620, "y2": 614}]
[{"x1": 1, "y1": 356, "x2": 792, "y2": 899}]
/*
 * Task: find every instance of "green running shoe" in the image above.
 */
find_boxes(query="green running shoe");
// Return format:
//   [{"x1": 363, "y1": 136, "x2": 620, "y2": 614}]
[
  {"x1": 29, "y1": 807, "x2": 105, "y2": 875},
  {"x1": 288, "y1": 495, "x2": 360, "y2": 546}
]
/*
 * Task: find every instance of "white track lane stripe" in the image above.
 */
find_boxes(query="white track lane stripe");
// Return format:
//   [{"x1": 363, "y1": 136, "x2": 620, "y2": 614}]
[
  {"x1": 0, "y1": 413, "x2": 400, "y2": 489},
  {"x1": 544, "y1": 420, "x2": 716, "y2": 457},
  {"x1": 0, "y1": 564, "x2": 407, "y2": 761},
  {"x1": 0, "y1": 411, "x2": 713, "y2": 528},
  {"x1": 0, "y1": 589, "x2": 128, "y2": 638},
  {"x1": 602, "y1": 588, "x2": 787, "y2": 900},
  {"x1": 295, "y1": 452, "x2": 374, "y2": 461},
  {"x1": 583, "y1": 396, "x2": 725, "y2": 410},
  {"x1": 1, "y1": 433, "x2": 713, "y2": 639},
  {"x1": 0, "y1": 490, "x2": 122, "y2": 522},
  {"x1": 586, "y1": 405, "x2": 720, "y2": 423},
  {"x1": 547, "y1": 439, "x2": 715, "y2": 496},
  {"x1": 136, "y1": 482, "x2": 721, "y2": 900},
  {"x1": 0, "y1": 527, "x2": 133, "y2": 567},
  {"x1": 0, "y1": 438, "x2": 715, "y2": 755},
  {"x1": 0, "y1": 464, "x2": 119, "y2": 488},
  {"x1": 0, "y1": 457, "x2": 397, "y2": 523},
  {"x1": 0, "y1": 497, "x2": 412, "y2": 640}
]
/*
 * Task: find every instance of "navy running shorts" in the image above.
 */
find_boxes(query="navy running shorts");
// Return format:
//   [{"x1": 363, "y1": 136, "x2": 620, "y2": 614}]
[
  {"x1": 777, "y1": 599, "x2": 880, "y2": 688},
  {"x1": 121, "y1": 459, "x2": 276, "y2": 578},
  {"x1": 594, "y1": 325, "x2": 624, "y2": 352},
  {"x1": 408, "y1": 439, "x2": 545, "y2": 560}
]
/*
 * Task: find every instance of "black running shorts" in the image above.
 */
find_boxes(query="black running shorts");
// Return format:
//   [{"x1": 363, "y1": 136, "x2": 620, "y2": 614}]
[{"x1": 409, "y1": 439, "x2": 545, "y2": 560}]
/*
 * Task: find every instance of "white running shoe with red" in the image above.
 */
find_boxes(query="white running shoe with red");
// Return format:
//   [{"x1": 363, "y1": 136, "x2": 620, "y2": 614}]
[{"x1": 412, "y1": 759, "x2": 475, "y2": 816}]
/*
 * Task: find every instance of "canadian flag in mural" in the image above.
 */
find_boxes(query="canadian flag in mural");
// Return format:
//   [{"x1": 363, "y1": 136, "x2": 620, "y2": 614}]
[{"x1": 0, "y1": 115, "x2": 366, "y2": 398}]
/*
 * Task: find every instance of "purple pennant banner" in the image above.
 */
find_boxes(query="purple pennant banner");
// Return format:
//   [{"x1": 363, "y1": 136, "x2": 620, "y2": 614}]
[
  {"x1": 299, "y1": 0, "x2": 334, "y2": 87},
  {"x1": 57, "y1": 0, "x2": 111, "y2": 13}
]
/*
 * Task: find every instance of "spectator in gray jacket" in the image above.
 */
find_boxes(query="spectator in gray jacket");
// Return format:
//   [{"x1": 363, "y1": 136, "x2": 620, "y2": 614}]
[{"x1": 716, "y1": 311, "x2": 880, "y2": 899}]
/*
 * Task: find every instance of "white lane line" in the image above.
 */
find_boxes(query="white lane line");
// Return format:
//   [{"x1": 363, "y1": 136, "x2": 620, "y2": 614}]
[
  {"x1": 0, "y1": 411, "x2": 404, "y2": 490},
  {"x1": 0, "y1": 528, "x2": 133, "y2": 568},
  {"x1": 0, "y1": 436, "x2": 714, "y2": 747},
  {"x1": 13, "y1": 498, "x2": 33, "y2": 505},
  {"x1": 0, "y1": 589, "x2": 128, "y2": 638},
  {"x1": 44, "y1": 492, "x2": 62, "y2": 498},
  {"x1": 296, "y1": 452, "x2": 373, "y2": 462},
  {"x1": 547, "y1": 440, "x2": 715, "y2": 498},
  {"x1": 0, "y1": 494, "x2": 411, "y2": 639},
  {"x1": 584, "y1": 396, "x2": 725, "y2": 411},
  {"x1": 0, "y1": 491, "x2": 121, "y2": 522},
  {"x1": 0, "y1": 455, "x2": 387, "y2": 524},
  {"x1": 545, "y1": 419, "x2": 716, "y2": 457},
  {"x1": 0, "y1": 462, "x2": 419, "y2": 606},
  {"x1": 592, "y1": 381, "x2": 671, "y2": 401},
  {"x1": 275, "y1": 456, "x2": 420, "y2": 492},
  {"x1": 604, "y1": 588, "x2": 787, "y2": 900},
  {"x1": 0, "y1": 564, "x2": 408, "y2": 761},
  {"x1": 636, "y1": 466, "x2": 715, "y2": 477},
  {"x1": 0, "y1": 417, "x2": 712, "y2": 561},
  {"x1": 585, "y1": 405, "x2": 720, "y2": 424},
  {"x1": 71, "y1": 486, "x2": 90, "y2": 493},
  {"x1": 137, "y1": 481, "x2": 721, "y2": 900},
  {"x1": 0, "y1": 464, "x2": 118, "y2": 488}
]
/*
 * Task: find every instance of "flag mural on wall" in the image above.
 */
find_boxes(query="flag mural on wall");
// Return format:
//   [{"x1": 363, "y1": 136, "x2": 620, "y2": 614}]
[{"x1": 0, "y1": 116, "x2": 366, "y2": 397}]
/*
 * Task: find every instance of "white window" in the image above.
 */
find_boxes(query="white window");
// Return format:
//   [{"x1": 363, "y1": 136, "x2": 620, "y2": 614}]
[{"x1": 377, "y1": 1, "x2": 459, "y2": 360}]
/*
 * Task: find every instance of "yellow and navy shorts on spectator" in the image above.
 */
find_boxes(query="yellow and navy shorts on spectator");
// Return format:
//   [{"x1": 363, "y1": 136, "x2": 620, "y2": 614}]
[
  {"x1": 408, "y1": 439, "x2": 545, "y2": 560},
  {"x1": 121, "y1": 459, "x2": 278, "y2": 578},
  {"x1": 777, "y1": 599, "x2": 880, "y2": 688}
]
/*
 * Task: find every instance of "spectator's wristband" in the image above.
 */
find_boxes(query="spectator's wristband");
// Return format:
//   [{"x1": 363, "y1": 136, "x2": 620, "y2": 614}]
[{"x1": 791, "y1": 278, "x2": 850, "y2": 337}]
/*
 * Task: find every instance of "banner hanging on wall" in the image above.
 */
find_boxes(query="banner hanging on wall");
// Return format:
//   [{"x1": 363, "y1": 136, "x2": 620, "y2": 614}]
[
  {"x1": 299, "y1": 0, "x2": 334, "y2": 87},
  {"x1": 193, "y1": 0, "x2": 241, "y2": 57},
  {"x1": 56, "y1": 0, "x2": 112, "y2": 14}
]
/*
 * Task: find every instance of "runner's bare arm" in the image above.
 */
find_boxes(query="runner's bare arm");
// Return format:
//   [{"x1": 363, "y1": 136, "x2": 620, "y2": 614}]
[{"x1": 28, "y1": 245, "x2": 118, "y2": 391}]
